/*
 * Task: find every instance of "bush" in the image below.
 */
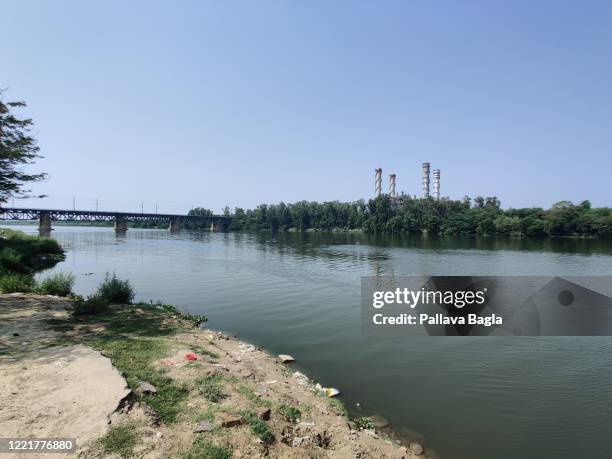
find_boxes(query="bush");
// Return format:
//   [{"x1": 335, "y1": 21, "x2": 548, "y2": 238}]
[
  {"x1": 0, "y1": 273, "x2": 35, "y2": 293},
  {"x1": 0, "y1": 229, "x2": 64, "y2": 274},
  {"x1": 354, "y1": 416, "x2": 374, "y2": 430},
  {"x1": 98, "y1": 273, "x2": 135, "y2": 304},
  {"x1": 72, "y1": 293, "x2": 109, "y2": 315},
  {"x1": 37, "y1": 272, "x2": 74, "y2": 296}
]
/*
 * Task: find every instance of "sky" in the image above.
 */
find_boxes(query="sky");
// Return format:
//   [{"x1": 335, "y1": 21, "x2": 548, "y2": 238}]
[{"x1": 3, "y1": 0, "x2": 612, "y2": 213}]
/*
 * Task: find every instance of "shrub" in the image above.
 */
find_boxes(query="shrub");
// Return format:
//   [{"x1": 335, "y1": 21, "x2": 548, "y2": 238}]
[
  {"x1": 0, "y1": 273, "x2": 35, "y2": 293},
  {"x1": 72, "y1": 293, "x2": 109, "y2": 316},
  {"x1": 354, "y1": 416, "x2": 374, "y2": 430},
  {"x1": 98, "y1": 273, "x2": 135, "y2": 304},
  {"x1": 0, "y1": 229, "x2": 64, "y2": 274},
  {"x1": 37, "y1": 272, "x2": 75, "y2": 296}
]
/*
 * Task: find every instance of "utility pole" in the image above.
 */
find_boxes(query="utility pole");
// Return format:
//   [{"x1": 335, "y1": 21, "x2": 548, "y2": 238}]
[
  {"x1": 155, "y1": 203, "x2": 158, "y2": 214},
  {"x1": 96, "y1": 199, "x2": 99, "y2": 211},
  {"x1": 141, "y1": 201, "x2": 144, "y2": 214},
  {"x1": 73, "y1": 196, "x2": 76, "y2": 211}
]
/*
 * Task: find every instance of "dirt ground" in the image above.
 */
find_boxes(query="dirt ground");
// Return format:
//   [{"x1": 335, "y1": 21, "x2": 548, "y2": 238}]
[{"x1": 0, "y1": 294, "x2": 431, "y2": 458}]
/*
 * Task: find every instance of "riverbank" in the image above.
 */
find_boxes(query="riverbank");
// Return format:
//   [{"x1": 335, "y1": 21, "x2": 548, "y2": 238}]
[{"x1": 0, "y1": 293, "x2": 428, "y2": 458}]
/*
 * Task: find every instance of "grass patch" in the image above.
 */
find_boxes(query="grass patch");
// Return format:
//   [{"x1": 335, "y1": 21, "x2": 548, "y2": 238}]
[
  {"x1": 36, "y1": 272, "x2": 74, "y2": 296},
  {"x1": 327, "y1": 398, "x2": 348, "y2": 417},
  {"x1": 68, "y1": 306, "x2": 188, "y2": 423},
  {"x1": 236, "y1": 384, "x2": 273, "y2": 408},
  {"x1": 241, "y1": 410, "x2": 275, "y2": 445},
  {"x1": 96, "y1": 422, "x2": 139, "y2": 458},
  {"x1": 189, "y1": 344, "x2": 219, "y2": 359},
  {"x1": 278, "y1": 404, "x2": 301, "y2": 423},
  {"x1": 196, "y1": 374, "x2": 225, "y2": 403},
  {"x1": 0, "y1": 273, "x2": 35, "y2": 292},
  {"x1": 180, "y1": 439, "x2": 232, "y2": 459},
  {"x1": 71, "y1": 293, "x2": 109, "y2": 315}
]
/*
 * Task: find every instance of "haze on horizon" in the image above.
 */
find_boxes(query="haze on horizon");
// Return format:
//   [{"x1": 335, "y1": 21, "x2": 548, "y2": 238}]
[{"x1": 4, "y1": 1, "x2": 612, "y2": 214}]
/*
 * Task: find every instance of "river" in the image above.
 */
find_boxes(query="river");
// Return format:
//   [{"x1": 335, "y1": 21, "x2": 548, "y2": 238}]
[{"x1": 10, "y1": 225, "x2": 612, "y2": 459}]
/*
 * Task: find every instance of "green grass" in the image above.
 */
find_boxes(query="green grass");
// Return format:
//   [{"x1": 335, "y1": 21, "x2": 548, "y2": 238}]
[
  {"x1": 241, "y1": 410, "x2": 275, "y2": 445},
  {"x1": 195, "y1": 374, "x2": 225, "y2": 403},
  {"x1": 180, "y1": 439, "x2": 232, "y2": 459},
  {"x1": 0, "y1": 273, "x2": 35, "y2": 292},
  {"x1": 236, "y1": 384, "x2": 273, "y2": 408},
  {"x1": 36, "y1": 272, "x2": 74, "y2": 296},
  {"x1": 96, "y1": 422, "x2": 139, "y2": 458},
  {"x1": 278, "y1": 404, "x2": 301, "y2": 423},
  {"x1": 71, "y1": 293, "x2": 109, "y2": 315},
  {"x1": 66, "y1": 305, "x2": 188, "y2": 423}
]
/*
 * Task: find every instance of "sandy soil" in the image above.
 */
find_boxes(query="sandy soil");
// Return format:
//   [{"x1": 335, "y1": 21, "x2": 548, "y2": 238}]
[
  {"x1": 0, "y1": 294, "x2": 130, "y2": 459},
  {"x1": 0, "y1": 294, "x2": 430, "y2": 458}
]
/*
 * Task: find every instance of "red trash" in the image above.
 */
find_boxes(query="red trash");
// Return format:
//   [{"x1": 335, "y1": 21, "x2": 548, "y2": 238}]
[{"x1": 185, "y1": 352, "x2": 197, "y2": 361}]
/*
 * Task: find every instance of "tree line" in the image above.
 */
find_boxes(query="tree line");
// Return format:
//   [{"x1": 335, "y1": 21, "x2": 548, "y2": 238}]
[{"x1": 190, "y1": 197, "x2": 612, "y2": 237}]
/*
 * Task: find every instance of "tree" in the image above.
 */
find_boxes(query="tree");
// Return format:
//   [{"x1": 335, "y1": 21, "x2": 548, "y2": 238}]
[{"x1": 0, "y1": 92, "x2": 46, "y2": 203}]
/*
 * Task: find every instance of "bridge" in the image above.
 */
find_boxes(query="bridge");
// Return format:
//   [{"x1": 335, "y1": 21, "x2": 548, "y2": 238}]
[{"x1": 0, "y1": 207, "x2": 231, "y2": 234}]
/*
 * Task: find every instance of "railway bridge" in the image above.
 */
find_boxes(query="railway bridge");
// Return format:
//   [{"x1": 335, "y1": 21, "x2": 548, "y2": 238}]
[{"x1": 0, "y1": 208, "x2": 231, "y2": 235}]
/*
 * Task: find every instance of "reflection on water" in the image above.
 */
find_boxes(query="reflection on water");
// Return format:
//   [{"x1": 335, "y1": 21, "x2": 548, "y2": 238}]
[{"x1": 8, "y1": 225, "x2": 612, "y2": 459}]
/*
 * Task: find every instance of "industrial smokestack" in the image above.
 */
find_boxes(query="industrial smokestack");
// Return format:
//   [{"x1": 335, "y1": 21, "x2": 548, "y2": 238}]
[
  {"x1": 389, "y1": 174, "x2": 396, "y2": 197},
  {"x1": 433, "y1": 169, "x2": 440, "y2": 200},
  {"x1": 375, "y1": 168, "x2": 382, "y2": 197},
  {"x1": 422, "y1": 162, "x2": 430, "y2": 199}
]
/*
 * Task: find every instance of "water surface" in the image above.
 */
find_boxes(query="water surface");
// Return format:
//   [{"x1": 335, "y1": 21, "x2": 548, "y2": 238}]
[{"x1": 11, "y1": 225, "x2": 612, "y2": 459}]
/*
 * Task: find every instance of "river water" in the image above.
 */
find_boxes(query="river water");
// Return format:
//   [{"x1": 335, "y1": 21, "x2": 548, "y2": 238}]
[{"x1": 11, "y1": 225, "x2": 612, "y2": 459}]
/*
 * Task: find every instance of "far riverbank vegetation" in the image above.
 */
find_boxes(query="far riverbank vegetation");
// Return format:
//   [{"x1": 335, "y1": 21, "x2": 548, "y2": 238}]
[{"x1": 186, "y1": 197, "x2": 612, "y2": 238}]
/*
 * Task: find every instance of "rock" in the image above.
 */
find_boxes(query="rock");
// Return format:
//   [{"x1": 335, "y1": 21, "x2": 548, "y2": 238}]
[
  {"x1": 410, "y1": 442, "x2": 424, "y2": 455},
  {"x1": 136, "y1": 381, "x2": 157, "y2": 396},
  {"x1": 292, "y1": 436, "x2": 308, "y2": 447},
  {"x1": 156, "y1": 431, "x2": 163, "y2": 438},
  {"x1": 370, "y1": 414, "x2": 389, "y2": 429},
  {"x1": 398, "y1": 446, "x2": 408, "y2": 455},
  {"x1": 193, "y1": 421, "x2": 215, "y2": 433},
  {"x1": 278, "y1": 354, "x2": 295, "y2": 363},
  {"x1": 257, "y1": 407, "x2": 271, "y2": 421},
  {"x1": 364, "y1": 429, "x2": 378, "y2": 439},
  {"x1": 217, "y1": 413, "x2": 243, "y2": 428}
]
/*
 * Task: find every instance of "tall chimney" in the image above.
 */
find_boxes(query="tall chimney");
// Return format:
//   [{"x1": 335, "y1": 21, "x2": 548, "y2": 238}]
[
  {"x1": 422, "y1": 162, "x2": 430, "y2": 199},
  {"x1": 389, "y1": 174, "x2": 396, "y2": 197},
  {"x1": 375, "y1": 168, "x2": 382, "y2": 197},
  {"x1": 433, "y1": 169, "x2": 440, "y2": 200}
]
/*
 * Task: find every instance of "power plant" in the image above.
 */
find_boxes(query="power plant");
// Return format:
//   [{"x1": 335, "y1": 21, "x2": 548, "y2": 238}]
[
  {"x1": 374, "y1": 163, "x2": 442, "y2": 202},
  {"x1": 422, "y1": 162, "x2": 430, "y2": 199},
  {"x1": 375, "y1": 168, "x2": 382, "y2": 197}
]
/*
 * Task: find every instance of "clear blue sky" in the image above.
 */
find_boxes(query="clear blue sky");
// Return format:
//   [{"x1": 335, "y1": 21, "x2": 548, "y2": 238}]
[{"x1": 4, "y1": 0, "x2": 612, "y2": 213}]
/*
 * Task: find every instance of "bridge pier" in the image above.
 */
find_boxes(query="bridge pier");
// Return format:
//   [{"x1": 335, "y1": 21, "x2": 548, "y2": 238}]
[
  {"x1": 114, "y1": 217, "x2": 128, "y2": 234},
  {"x1": 168, "y1": 218, "x2": 182, "y2": 233},
  {"x1": 39, "y1": 212, "x2": 52, "y2": 236},
  {"x1": 210, "y1": 220, "x2": 224, "y2": 232}
]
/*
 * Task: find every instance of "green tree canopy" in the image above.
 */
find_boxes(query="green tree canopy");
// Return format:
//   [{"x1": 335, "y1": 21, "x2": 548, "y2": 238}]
[{"x1": 0, "y1": 92, "x2": 46, "y2": 203}]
